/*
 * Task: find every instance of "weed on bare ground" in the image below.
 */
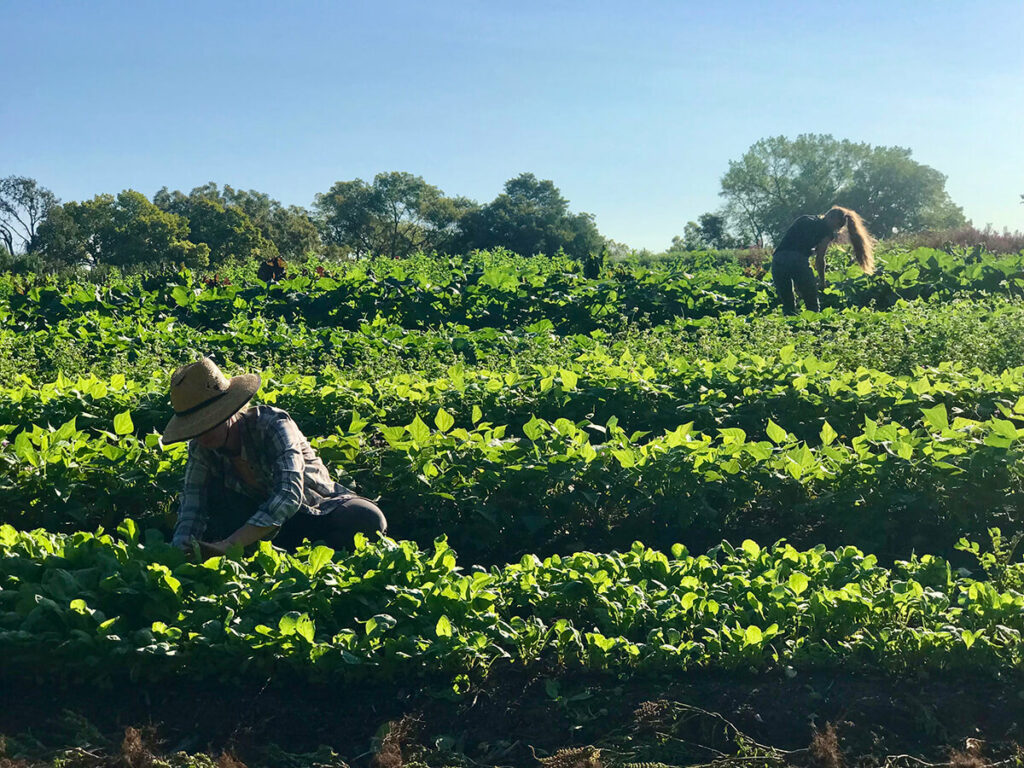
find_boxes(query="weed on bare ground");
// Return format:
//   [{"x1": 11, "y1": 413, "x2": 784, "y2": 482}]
[{"x1": 808, "y1": 724, "x2": 843, "y2": 768}]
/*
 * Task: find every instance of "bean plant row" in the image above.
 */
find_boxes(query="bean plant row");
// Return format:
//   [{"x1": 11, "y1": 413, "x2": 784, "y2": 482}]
[{"x1": 2, "y1": 524, "x2": 1022, "y2": 688}]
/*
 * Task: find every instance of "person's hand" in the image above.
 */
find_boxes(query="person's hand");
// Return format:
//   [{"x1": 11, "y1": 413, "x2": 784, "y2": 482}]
[{"x1": 197, "y1": 539, "x2": 229, "y2": 559}]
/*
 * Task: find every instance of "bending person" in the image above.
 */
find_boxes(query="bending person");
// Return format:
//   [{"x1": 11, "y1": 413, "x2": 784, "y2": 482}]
[
  {"x1": 771, "y1": 206, "x2": 874, "y2": 315},
  {"x1": 162, "y1": 357, "x2": 386, "y2": 557}
]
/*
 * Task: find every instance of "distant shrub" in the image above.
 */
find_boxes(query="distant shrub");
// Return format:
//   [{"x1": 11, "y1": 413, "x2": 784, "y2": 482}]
[
  {"x1": 892, "y1": 225, "x2": 1024, "y2": 254},
  {"x1": 736, "y1": 246, "x2": 770, "y2": 268}
]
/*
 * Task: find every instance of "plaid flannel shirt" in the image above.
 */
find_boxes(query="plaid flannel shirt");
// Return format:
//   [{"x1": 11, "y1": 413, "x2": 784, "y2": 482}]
[{"x1": 171, "y1": 406, "x2": 354, "y2": 546}]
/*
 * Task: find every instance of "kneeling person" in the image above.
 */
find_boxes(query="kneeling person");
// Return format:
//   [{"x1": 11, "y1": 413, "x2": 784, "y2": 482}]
[{"x1": 162, "y1": 358, "x2": 386, "y2": 557}]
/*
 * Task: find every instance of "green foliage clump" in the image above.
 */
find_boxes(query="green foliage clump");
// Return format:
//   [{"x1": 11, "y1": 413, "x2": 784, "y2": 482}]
[
  {"x1": 33, "y1": 190, "x2": 211, "y2": 271},
  {"x1": 2, "y1": 526, "x2": 1023, "y2": 687},
  {"x1": 3, "y1": 359, "x2": 1024, "y2": 563}
]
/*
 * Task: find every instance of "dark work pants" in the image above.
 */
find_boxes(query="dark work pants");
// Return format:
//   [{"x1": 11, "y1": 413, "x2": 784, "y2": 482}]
[
  {"x1": 772, "y1": 250, "x2": 819, "y2": 315},
  {"x1": 206, "y1": 485, "x2": 387, "y2": 551}
]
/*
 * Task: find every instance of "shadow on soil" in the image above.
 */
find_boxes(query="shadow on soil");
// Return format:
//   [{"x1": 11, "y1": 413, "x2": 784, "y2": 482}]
[{"x1": 1, "y1": 669, "x2": 1022, "y2": 767}]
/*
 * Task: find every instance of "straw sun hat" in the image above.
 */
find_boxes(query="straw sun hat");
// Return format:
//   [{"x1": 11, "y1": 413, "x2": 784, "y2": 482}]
[{"x1": 162, "y1": 358, "x2": 261, "y2": 444}]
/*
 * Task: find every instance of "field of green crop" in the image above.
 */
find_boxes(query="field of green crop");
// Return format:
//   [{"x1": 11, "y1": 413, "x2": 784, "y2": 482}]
[{"x1": 3, "y1": 245, "x2": 1024, "y2": 766}]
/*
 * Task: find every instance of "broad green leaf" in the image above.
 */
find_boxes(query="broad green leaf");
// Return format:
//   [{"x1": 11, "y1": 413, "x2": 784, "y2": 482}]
[
  {"x1": 743, "y1": 625, "x2": 763, "y2": 646},
  {"x1": 308, "y1": 545, "x2": 334, "y2": 574},
  {"x1": 820, "y1": 421, "x2": 837, "y2": 446},
  {"x1": 984, "y1": 433, "x2": 1014, "y2": 449},
  {"x1": 170, "y1": 285, "x2": 193, "y2": 306},
  {"x1": 523, "y1": 416, "x2": 544, "y2": 441},
  {"x1": 70, "y1": 599, "x2": 90, "y2": 615},
  {"x1": 664, "y1": 423, "x2": 693, "y2": 447},
  {"x1": 434, "y1": 408, "x2": 454, "y2": 433},
  {"x1": 162, "y1": 573, "x2": 181, "y2": 594},
  {"x1": 741, "y1": 539, "x2": 760, "y2": 559},
  {"x1": 719, "y1": 427, "x2": 746, "y2": 445},
  {"x1": 13, "y1": 432, "x2": 39, "y2": 467},
  {"x1": 435, "y1": 615, "x2": 453, "y2": 637},
  {"x1": 745, "y1": 441, "x2": 773, "y2": 461},
  {"x1": 784, "y1": 458, "x2": 803, "y2": 480},
  {"x1": 909, "y1": 376, "x2": 931, "y2": 395},
  {"x1": 113, "y1": 411, "x2": 134, "y2": 436},
  {"x1": 766, "y1": 420, "x2": 789, "y2": 445},
  {"x1": 553, "y1": 418, "x2": 576, "y2": 436},
  {"x1": 117, "y1": 518, "x2": 139, "y2": 543},
  {"x1": 863, "y1": 417, "x2": 878, "y2": 440},
  {"x1": 612, "y1": 449, "x2": 635, "y2": 468},
  {"x1": 279, "y1": 611, "x2": 300, "y2": 635},
  {"x1": 54, "y1": 417, "x2": 78, "y2": 442},
  {"x1": 295, "y1": 613, "x2": 315, "y2": 643},
  {"x1": 990, "y1": 418, "x2": 1018, "y2": 440},
  {"x1": 788, "y1": 572, "x2": 810, "y2": 596},
  {"x1": 406, "y1": 415, "x2": 431, "y2": 443},
  {"x1": 921, "y1": 404, "x2": 949, "y2": 432}
]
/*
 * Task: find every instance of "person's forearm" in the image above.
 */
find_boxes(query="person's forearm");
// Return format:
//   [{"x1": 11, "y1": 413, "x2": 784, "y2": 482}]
[{"x1": 221, "y1": 524, "x2": 277, "y2": 548}]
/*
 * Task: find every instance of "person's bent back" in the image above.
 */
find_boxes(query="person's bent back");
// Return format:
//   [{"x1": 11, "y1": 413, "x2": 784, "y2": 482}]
[{"x1": 161, "y1": 357, "x2": 386, "y2": 558}]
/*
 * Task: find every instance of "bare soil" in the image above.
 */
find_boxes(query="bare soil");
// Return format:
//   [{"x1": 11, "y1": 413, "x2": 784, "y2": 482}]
[{"x1": 1, "y1": 669, "x2": 1022, "y2": 766}]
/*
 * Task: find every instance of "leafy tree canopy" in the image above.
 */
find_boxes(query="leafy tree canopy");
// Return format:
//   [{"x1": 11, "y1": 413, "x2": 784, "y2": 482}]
[
  {"x1": 460, "y1": 172, "x2": 602, "y2": 260},
  {"x1": 154, "y1": 185, "x2": 269, "y2": 265},
  {"x1": 720, "y1": 134, "x2": 966, "y2": 244},
  {"x1": 315, "y1": 172, "x2": 477, "y2": 259},
  {"x1": 155, "y1": 183, "x2": 320, "y2": 262},
  {"x1": 673, "y1": 212, "x2": 742, "y2": 251},
  {"x1": 34, "y1": 190, "x2": 209, "y2": 270}
]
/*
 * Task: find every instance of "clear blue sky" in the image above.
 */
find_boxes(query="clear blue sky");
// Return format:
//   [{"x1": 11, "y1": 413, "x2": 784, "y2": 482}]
[{"x1": 3, "y1": 1, "x2": 1022, "y2": 250}]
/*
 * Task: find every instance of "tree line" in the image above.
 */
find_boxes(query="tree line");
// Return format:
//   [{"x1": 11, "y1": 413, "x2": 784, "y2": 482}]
[
  {"x1": 0, "y1": 134, "x2": 984, "y2": 273},
  {"x1": 0, "y1": 172, "x2": 601, "y2": 273}
]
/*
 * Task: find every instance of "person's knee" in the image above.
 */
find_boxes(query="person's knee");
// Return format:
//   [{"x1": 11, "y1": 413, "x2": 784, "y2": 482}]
[{"x1": 344, "y1": 498, "x2": 387, "y2": 535}]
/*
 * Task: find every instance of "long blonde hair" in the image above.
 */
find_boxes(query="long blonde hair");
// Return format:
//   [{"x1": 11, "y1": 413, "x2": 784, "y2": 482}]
[{"x1": 826, "y1": 206, "x2": 875, "y2": 274}]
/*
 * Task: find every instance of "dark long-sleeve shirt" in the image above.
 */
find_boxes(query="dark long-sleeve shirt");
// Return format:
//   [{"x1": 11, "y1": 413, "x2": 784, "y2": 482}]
[{"x1": 774, "y1": 215, "x2": 835, "y2": 258}]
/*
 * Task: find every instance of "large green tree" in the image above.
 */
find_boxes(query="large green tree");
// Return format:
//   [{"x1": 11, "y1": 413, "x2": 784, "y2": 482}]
[
  {"x1": 154, "y1": 185, "x2": 269, "y2": 265},
  {"x1": 315, "y1": 172, "x2": 476, "y2": 259},
  {"x1": 34, "y1": 190, "x2": 209, "y2": 270},
  {"x1": 720, "y1": 134, "x2": 966, "y2": 244},
  {"x1": 673, "y1": 212, "x2": 741, "y2": 251},
  {"x1": 459, "y1": 173, "x2": 602, "y2": 259},
  {"x1": 0, "y1": 176, "x2": 58, "y2": 255},
  {"x1": 155, "y1": 183, "x2": 320, "y2": 261},
  {"x1": 223, "y1": 188, "x2": 320, "y2": 262}
]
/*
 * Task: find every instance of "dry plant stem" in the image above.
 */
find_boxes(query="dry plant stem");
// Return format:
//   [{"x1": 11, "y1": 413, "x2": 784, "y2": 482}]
[{"x1": 882, "y1": 758, "x2": 1019, "y2": 768}]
